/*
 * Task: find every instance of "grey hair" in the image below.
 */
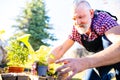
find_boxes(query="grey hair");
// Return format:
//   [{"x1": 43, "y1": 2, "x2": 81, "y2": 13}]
[{"x1": 73, "y1": 0, "x2": 91, "y2": 10}]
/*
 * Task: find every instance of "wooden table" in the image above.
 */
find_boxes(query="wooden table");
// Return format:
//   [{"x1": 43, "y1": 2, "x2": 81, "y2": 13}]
[
  {"x1": 0, "y1": 73, "x2": 58, "y2": 80},
  {"x1": 0, "y1": 71, "x2": 69, "y2": 80},
  {"x1": 1, "y1": 73, "x2": 39, "y2": 80}
]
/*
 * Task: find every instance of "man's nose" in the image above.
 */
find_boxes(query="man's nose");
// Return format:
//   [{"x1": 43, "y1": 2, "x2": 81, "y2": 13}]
[{"x1": 75, "y1": 19, "x2": 81, "y2": 25}]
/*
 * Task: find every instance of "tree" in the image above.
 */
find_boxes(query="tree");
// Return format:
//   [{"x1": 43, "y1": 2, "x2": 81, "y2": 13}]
[{"x1": 12, "y1": 0, "x2": 57, "y2": 50}]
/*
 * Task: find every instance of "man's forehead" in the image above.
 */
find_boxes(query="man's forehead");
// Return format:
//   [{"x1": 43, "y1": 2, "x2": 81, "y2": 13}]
[{"x1": 73, "y1": 6, "x2": 87, "y2": 14}]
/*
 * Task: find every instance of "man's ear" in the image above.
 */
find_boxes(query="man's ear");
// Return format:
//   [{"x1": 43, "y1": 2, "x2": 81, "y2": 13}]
[{"x1": 90, "y1": 9, "x2": 94, "y2": 18}]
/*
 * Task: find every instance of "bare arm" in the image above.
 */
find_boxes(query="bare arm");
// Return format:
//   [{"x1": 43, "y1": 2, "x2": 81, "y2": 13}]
[
  {"x1": 47, "y1": 39, "x2": 75, "y2": 64},
  {"x1": 87, "y1": 26, "x2": 120, "y2": 68}
]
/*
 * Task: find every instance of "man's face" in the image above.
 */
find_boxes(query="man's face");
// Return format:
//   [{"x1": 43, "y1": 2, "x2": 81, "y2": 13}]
[{"x1": 72, "y1": 5, "x2": 93, "y2": 34}]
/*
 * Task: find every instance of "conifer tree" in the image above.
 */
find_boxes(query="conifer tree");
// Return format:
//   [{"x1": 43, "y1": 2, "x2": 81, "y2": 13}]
[{"x1": 13, "y1": 0, "x2": 57, "y2": 50}]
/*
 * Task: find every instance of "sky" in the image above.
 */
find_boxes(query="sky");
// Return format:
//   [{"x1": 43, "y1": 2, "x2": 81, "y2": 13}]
[
  {"x1": 0, "y1": 0, "x2": 28, "y2": 39},
  {"x1": 0, "y1": 0, "x2": 120, "y2": 45}
]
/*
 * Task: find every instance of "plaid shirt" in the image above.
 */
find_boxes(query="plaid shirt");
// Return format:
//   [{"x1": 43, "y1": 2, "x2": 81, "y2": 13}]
[{"x1": 69, "y1": 10, "x2": 119, "y2": 45}]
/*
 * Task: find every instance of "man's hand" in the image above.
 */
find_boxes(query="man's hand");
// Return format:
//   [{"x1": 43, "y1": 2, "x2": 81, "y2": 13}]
[{"x1": 55, "y1": 58, "x2": 89, "y2": 80}]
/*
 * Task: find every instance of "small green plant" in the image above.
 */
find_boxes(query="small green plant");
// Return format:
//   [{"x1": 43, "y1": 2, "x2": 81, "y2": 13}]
[
  {"x1": 35, "y1": 45, "x2": 51, "y2": 66},
  {"x1": 6, "y1": 39, "x2": 29, "y2": 67}
]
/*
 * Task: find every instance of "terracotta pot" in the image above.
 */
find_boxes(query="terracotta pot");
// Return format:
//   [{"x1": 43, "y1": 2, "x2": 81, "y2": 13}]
[{"x1": 8, "y1": 66, "x2": 24, "y2": 73}]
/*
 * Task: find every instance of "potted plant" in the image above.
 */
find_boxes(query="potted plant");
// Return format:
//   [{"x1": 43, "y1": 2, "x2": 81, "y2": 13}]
[
  {"x1": 6, "y1": 39, "x2": 29, "y2": 73},
  {"x1": 35, "y1": 45, "x2": 51, "y2": 76}
]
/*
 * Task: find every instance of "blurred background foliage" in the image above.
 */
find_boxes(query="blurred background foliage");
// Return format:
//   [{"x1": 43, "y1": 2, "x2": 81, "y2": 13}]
[{"x1": 12, "y1": 0, "x2": 57, "y2": 51}]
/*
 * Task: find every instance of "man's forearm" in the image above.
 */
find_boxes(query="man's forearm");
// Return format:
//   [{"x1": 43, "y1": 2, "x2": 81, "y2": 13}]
[{"x1": 87, "y1": 41, "x2": 120, "y2": 68}]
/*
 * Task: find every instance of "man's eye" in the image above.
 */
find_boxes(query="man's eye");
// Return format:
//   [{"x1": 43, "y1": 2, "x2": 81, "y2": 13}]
[{"x1": 78, "y1": 16, "x2": 82, "y2": 19}]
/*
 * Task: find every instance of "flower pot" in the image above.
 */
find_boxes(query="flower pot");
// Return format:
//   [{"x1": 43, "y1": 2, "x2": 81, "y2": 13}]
[
  {"x1": 8, "y1": 66, "x2": 24, "y2": 73},
  {"x1": 37, "y1": 65, "x2": 48, "y2": 76}
]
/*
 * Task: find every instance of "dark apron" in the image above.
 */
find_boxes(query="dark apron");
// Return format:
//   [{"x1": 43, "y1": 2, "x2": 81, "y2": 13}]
[
  {"x1": 81, "y1": 34, "x2": 120, "y2": 80},
  {"x1": 81, "y1": 34, "x2": 104, "y2": 53}
]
